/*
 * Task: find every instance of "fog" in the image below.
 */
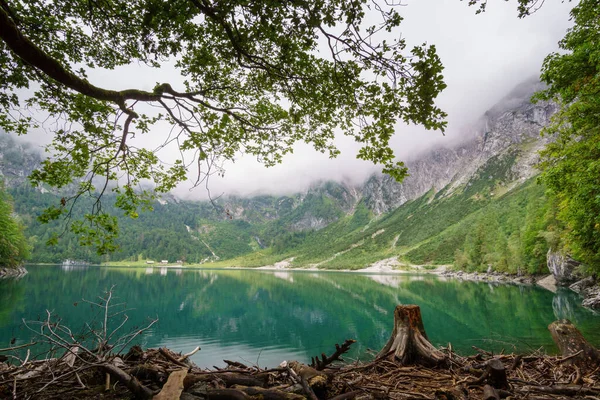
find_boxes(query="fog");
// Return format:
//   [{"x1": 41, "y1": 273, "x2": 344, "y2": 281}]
[{"x1": 14, "y1": 0, "x2": 575, "y2": 200}]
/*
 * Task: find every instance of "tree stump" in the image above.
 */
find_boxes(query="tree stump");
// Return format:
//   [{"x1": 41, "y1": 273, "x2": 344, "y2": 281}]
[
  {"x1": 548, "y1": 319, "x2": 600, "y2": 370},
  {"x1": 377, "y1": 305, "x2": 446, "y2": 366}
]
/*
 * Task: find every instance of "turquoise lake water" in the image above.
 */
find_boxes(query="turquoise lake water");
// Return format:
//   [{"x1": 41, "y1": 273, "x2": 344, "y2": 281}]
[{"x1": 1, "y1": 265, "x2": 598, "y2": 368}]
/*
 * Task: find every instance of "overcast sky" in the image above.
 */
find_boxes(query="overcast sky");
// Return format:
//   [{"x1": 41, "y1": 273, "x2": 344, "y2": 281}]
[
  {"x1": 183, "y1": 0, "x2": 575, "y2": 199},
  {"x1": 18, "y1": 0, "x2": 575, "y2": 200},
  {"x1": 182, "y1": 0, "x2": 574, "y2": 199}
]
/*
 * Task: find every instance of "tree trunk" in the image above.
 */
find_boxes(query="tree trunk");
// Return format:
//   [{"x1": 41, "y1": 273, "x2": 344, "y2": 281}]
[
  {"x1": 548, "y1": 319, "x2": 600, "y2": 370},
  {"x1": 377, "y1": 305, "x2": 446, "y2": 367}
]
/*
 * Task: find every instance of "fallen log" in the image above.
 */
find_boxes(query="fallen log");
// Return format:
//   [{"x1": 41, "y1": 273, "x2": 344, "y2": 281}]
[
  {"x1": 548, "y1": 319, "x2": 600, "y2": 370},
  {"x1": 102, "y1": 363, "x2": 154, "y2": 399},
  {"x1": 376, "y1": 305, "x2": 447, "y2": 367},
  {"x1": 184, "y1": 371, "x2": 269, "y2": 389},
  {"x1": 154, "y1": 369, "x2": 187, "y2": 400}
]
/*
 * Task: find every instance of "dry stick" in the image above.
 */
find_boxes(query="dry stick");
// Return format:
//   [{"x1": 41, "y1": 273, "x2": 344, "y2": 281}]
[
  {"x1": 102, "y1": 363, "x2": 154, "y2": 399},
  {"x1": 0, "y1": 342, "x2": 37, "y2": 353},
  {"x1": 557, "y1": 349, "x2": 583, "y2": 364},
  {"x1": 520, "y1": 384, "x2": 600, "y2": 396},
  {"x1": 20, "y1": 349, "x2": 30, "y2": 366},
  {"x1": 178, "y1": 345, "x2": 200, "y2": 362},
  {"x1": 287, "y1": 365, "x2": 318, "y2": 400},
  {"x1": 75, "y1": 372, "x2": 86, "y2": 389},
  {"x1": 311, "y1": 339, "x2": 356, "y2": 370},
  {"x1": 472, "y1": 346, "x2": 493, "y2": 357},
  {"x1": 300, "y1": 376, "x2": 319, "y2": 400},
  {"x1": 159, "y1": 348, "x2": 190, "y2": 368},
  {"x1": 224, "y1": 359, "x2": 249, "y2": 369}
]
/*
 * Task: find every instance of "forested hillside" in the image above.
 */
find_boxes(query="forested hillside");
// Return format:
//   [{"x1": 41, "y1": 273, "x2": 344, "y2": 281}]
[{"x1": 0, "y1": 79, "x2": 562, "y2": 271}]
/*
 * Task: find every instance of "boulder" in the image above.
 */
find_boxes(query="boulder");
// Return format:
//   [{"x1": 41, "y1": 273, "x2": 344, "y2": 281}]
[
  {"x1": 547, "y1": 250, "x2": 582, "y2": 286},
  {"x1": 581, "y1": 286, "x2": 600, "y2": 309},
  {"x1": 0, "y1": 266, "x2": 28, "y2": 279},
  {"x1": 569, "y1": 276, "x2": 596, "y2": 294},
  {"x1": 537, "y1": 274, "x2": 557, "y2": 293}
]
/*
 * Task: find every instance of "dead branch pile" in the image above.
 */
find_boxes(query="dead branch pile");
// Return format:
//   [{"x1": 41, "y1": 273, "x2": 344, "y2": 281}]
[{"x1": 0, "y1": 305, "x2": 598, "y2": 399}]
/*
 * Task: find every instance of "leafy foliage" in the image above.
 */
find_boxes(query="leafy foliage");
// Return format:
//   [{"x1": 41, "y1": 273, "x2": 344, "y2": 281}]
[
  {"x1": 535, "y1": 0, "x2": 600, "y2": 271},
  {"x1": 0, "y1": 184, "x2": 29, "y2": 268},
  {"x1": 0, "y1": 0, "x2": 448, "y2": 252},
  {"x1": 464, "y1": 0, "x2": 570, "y2": 18}
]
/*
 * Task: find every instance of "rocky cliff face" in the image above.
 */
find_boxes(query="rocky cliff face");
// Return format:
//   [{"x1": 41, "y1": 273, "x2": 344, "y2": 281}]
[
  {"x1": 0, "y1": 79, "x2": 555, "y2": 235},
  {"x1": 362, "y1": 79, "x2": 557, "y2": 214},
  {"x1": 162, "y1": 79, "x2": 558, "y2": 229},
  {"x1": 0, "y1": 135, "x2": 42, "y2": 188}
]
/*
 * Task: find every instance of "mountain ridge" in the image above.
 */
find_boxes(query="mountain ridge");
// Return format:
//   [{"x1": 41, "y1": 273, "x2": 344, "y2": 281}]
[{"x1": 0, "y1": 79, "x2": 557, "y2": 268}]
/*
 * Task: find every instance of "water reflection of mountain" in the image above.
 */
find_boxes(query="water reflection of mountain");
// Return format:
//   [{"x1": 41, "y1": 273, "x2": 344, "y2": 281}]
[{"x1": 1, "y1": 267, "x2": 599, "y2": 367}]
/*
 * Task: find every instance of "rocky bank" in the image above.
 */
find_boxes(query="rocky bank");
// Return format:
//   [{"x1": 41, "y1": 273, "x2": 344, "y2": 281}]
[{"x1": 0, "y1": 266, "x2": 27, "y2": 279}]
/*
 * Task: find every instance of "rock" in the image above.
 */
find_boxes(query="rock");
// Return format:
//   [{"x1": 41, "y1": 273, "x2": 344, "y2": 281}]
[
  {"x1": 569, "y1": 276, "x2": 596, "y2": 293},
  {"x1": 581, "y1": 286, "x2": 600, "y2": 309},
  {"x1": 440, "y1": 270, "x2": 536, "y2": 286},
  {"x1": 537, "y1": 275, "x2": 557, "y2": 293},
  {"x1": 0, "y1": 266, "x2": 28, "y2": 279},
  {"x1": 547, "y1": 250, "x2": 582, "y2": 286}
]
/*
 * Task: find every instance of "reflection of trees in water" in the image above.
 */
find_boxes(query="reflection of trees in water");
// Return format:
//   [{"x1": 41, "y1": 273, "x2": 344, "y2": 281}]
[
  {"x1": 0, "y1": 279, "x2": 26, "y2": 345},
  {"x1": 552, "y1": 289, "x2": 578, "y2": 321},
  {"x1": 1, "y1": 267, "x2": 599, "y2": 363}
]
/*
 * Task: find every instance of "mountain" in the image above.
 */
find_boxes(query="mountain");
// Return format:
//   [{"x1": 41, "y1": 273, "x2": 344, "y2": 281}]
[
  {"x1": 362, "y1": 79, "x2": 556, "y2": 214},
  {"x1": 0, "y1": 79, "x2": 557, "y2": 271},
  {"x1": 210, "y1": 78, "x2": 558, "y2": 272}
]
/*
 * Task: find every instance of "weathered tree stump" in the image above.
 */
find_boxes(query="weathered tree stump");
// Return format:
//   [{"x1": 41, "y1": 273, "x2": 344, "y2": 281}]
[
  {"x1": 548, "y1": 319, "x2": 600, "y2": 370},
  {"x1": 377, "y1": 305, "x2": 446, "y2": 366}
]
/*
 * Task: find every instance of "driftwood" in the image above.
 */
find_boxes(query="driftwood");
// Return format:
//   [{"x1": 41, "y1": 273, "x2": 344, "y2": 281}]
[
  {"x1": 519, "y1": 384, "x2": 600, "y2": 396},
  {"x1": 311, "y1": 339, "x2": 356, "y2": 370},
  {"x1": 4, "y1": 302, "x2": 600, "y2": 400},
  {"x1": 154, "y1": 368, "x2": 187, "y2": 400},
  {"x1": 159, "y1": 347, "x2": 192, "y2": 368},
  {"x1": 102, "y1": 363, "x2": 154, "y2": 399},
  {"x1": 184, "y1": 371, "x2": 269, "y2": 388},
  {"x1": 548, "y1": 319, "x2": 600, "y2": 370},
  {"x1": 376, "y1": 304, "x2": 447, "y2": 366}
]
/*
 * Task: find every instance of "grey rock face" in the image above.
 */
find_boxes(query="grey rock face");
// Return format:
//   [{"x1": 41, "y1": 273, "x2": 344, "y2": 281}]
[
  {"x1": 0, "y1": 135, "x2": 42, "y2": 188},
  {"x1": 570, "y1": 277, "x2": 600, "y2": 310},
  {"x1": 362, "y1": 79, "x2": 557, "y2": 214},
  {"x1": 581, "y1": 286, "x2": 600, "y2": 309},
  {"x1": 569, "y1": 276, "x2": 596, "y2": 293},
  {"x1": 547, "y1": 250, "x2": 582, "y2": 286}
]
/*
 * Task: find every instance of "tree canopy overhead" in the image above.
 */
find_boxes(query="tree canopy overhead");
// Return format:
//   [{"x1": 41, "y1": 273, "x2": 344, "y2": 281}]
[{"x1": 0, "y1": 0, "x2": 447, "y2": 252}]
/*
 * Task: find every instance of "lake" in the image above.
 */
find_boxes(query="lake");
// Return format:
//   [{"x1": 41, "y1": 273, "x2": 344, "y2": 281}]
[{"x1": 1, "y1": 265, "x2": 599, "y2": 368}]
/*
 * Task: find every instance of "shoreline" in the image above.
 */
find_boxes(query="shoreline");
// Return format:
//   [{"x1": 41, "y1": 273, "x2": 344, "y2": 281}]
[
  {"x1": 26, "y1": 261, "x2": 600, "y2": 309},
  {"x1": 2, "y1": 305, "x2": 598, "y2": 399}
]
